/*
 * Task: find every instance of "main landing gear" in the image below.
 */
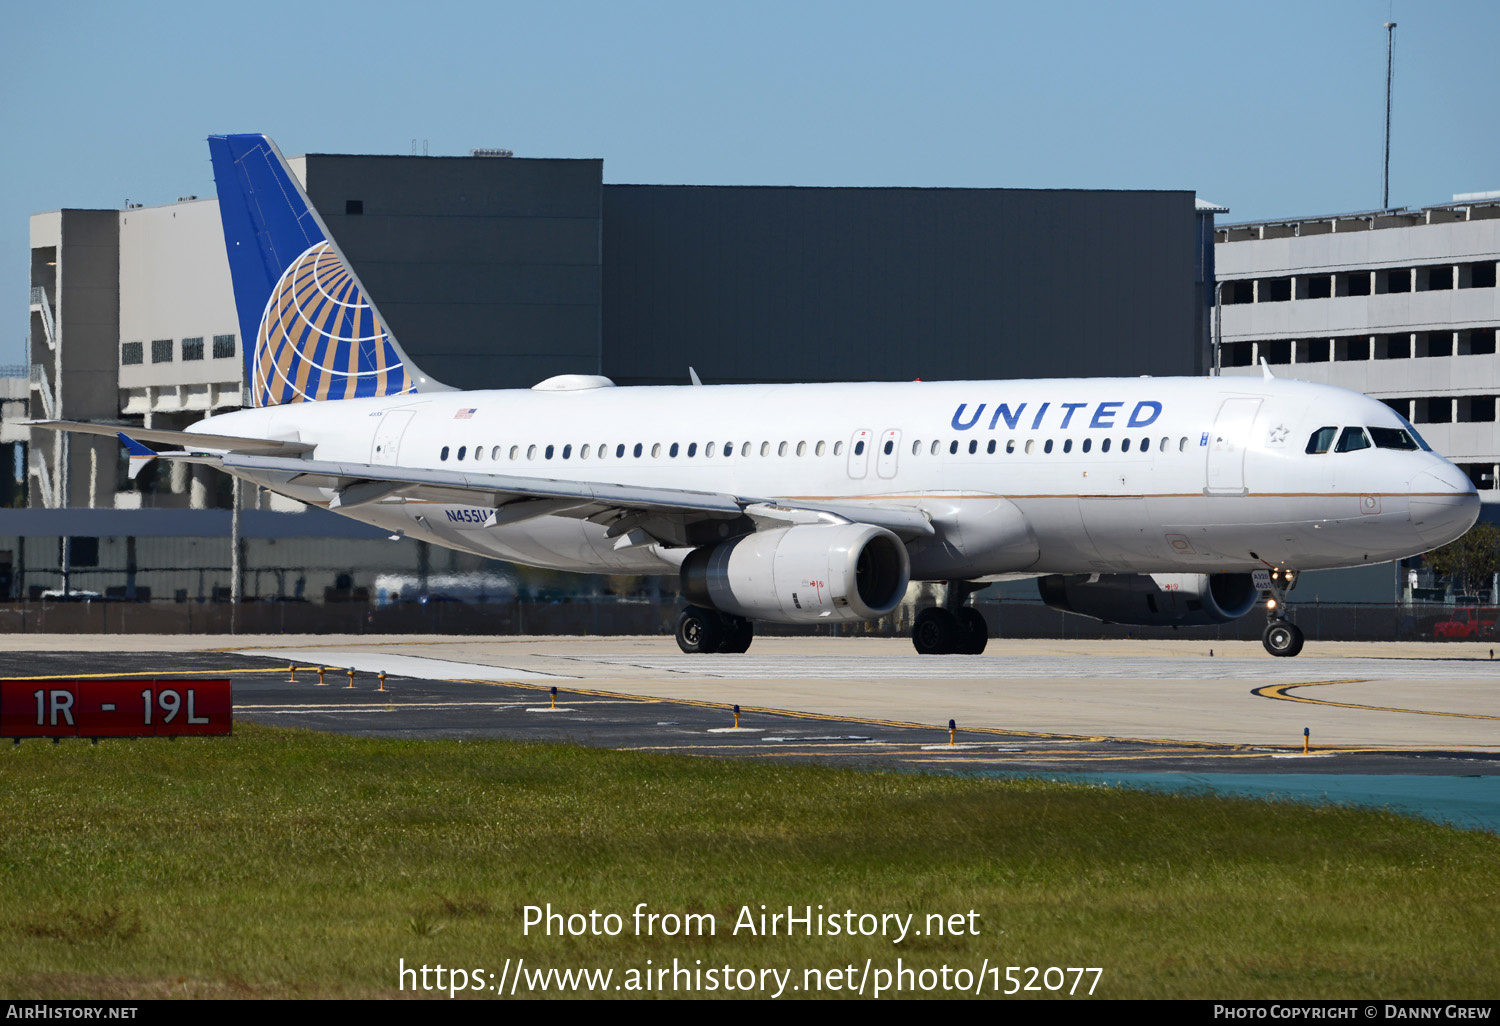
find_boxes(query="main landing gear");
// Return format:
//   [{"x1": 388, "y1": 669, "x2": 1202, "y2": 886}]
[
  {"x1": 675, "y1": 605, "x2": 754, "y2": 654},
  {"x1": 1260, "y1": 567, "x2": 1304, "y2": 657},
  {"x1": 912, "y1": 581, "x2": 988, "y2": 655}
]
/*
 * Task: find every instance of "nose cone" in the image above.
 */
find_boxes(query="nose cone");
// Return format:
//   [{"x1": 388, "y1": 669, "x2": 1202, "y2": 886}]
[{"x1": 1410, "y1": 466, "x2": 1481, "y2": 548}]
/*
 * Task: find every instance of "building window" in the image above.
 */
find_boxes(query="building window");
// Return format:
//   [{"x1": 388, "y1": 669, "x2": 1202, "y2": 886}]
[
  {"x1": 151, "y1": 339, "x2": 173, "y2": 363},
  {"x1": 66, "y1": 537, "x2": 99, "y2": 567},
  {"x1": 1261, "y1": 278, "x2": 1292, "y2": 302},
  {"x1": 121, "y1": 341, "x2": 143, "y2": 365},
  {"x1": 182, "y1": 337, "x2": 204, "y2": 361},
  {"x1": 212, "y1": 334, "x2": 236, "y2": 359}
]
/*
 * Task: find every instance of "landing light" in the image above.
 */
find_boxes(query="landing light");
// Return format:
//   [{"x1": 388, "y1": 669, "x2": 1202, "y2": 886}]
[{"x1": 1266, "y1": 598, "x2": 1278, "y2": 610}]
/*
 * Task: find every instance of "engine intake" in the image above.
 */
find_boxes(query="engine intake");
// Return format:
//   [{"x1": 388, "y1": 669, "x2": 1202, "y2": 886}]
[
  {"x1": 1038, "y1": 572, "x2": 1258, "y2": 627},
  {"x1": 681, "y1": 524, "x2": 910, "y2": 624}
]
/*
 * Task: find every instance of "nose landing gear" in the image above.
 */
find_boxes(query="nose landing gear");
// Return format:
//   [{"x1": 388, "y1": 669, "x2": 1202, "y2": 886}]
[
  {"x1": 1262, "y1": 618, "x2": 1304, "y2": 657},
  {"x1": 1260, "y1": 568, "x2": 1304, "y2": 657}
]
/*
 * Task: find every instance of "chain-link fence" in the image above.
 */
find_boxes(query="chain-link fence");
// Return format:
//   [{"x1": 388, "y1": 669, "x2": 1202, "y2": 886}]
[{"x1": 0, "y1": 596, "x2": 1486, "y2": 642}]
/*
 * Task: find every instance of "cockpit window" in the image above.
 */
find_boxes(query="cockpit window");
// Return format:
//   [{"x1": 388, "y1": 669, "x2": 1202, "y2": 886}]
[
  {"x1": 1335, "y1": 426, "x2": 1371, "y2": 453},
  {"x1": 1305, "y1": 426, "x2": 1337, "y2": 454},
  {"x1": 1368, "y1": 426, "x2": 1419, "y2": 451},
  {"x1": 1392, "y1": 411, "x2": 1433, "y2": 451}
]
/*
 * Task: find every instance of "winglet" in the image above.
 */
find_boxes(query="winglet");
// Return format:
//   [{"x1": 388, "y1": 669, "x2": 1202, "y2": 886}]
[
  {"x1": 1260, "y1": 357, "x2": 1275, "y2": 380},
  {"x1": 117, "y1": 433, "x2": 158, "y2": 481}
]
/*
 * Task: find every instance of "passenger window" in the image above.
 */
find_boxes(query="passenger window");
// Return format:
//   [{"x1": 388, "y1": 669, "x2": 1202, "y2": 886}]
[
  {"x1": 1102, "y1": 438, "x2": 1111, "y2": 452},
  {"x1": 1044, "y1": 439, "x2": 1054, "y2": 454},
  {"x1": 1121, "y1": 438, "x2": 1131, "y2": 452},
  {"x1": 816, "y1": 441, "x2": 826, "y2": 456},
  {"x1": 580, "y1": 445, "x2": 590, "y2": 460},
  {"x1": 669, "y1": 443, "x2": 679, "y2": 458},
  {"x1": 1305, "y1": 426, "x2": 1337, "y2": 454},
  {"x1": 544, "y1": 445, "x2": 553, "y2": 460},
  {"x1": 527, "y1": 445, "x2": 537, "y2": 460},
  {"x1": 949, "y1": 440, "x2": 958, "y2": 455},
  {"x1": 743, "y1": 443, "x2": 752, "y2": 457},
  {"x1": 633, "y1": 443, "x2": 643, "y2": 458},
  {"x1": 705, "y1": 442, "x2": 715, "y2": 457},
  {"x1": 1179, "y1": 437, "x2": 1187, "y2": 452},
  {"x1": 1005, "y1": 440, "x2": 1015, "y2": 454},
  {"x1": 930, "y1": 440, "x2": 940, "y2": 455},
  {"x1": 832, "y1": 441, "x2": 842, "y2": 456},
  {"x1": 761, "y1": 442, "x2": 771, "y2": 457},
  {"x1": 509, "y1": 446, "x2": 519, "y2": 460},
  {"x1": 912, "y1": 440, "x2": 922, "y2": 456},
  {"x1": 457, "y1": 446, "x2": 467, "y2": 460},
  {"x1": 883, "y1": 440, "x2": 893, "y2": 456},
  {"x1": 1368, "y1": 427, "x2": 1418, "y2": 451},
  {"x1": 492, "y1": 445, "x2": 501, "y2": 460},
  {"x1": 1062, "y1": 439, "x2": 1072, "y2": 453},
  {"x1": 1024, "y1": 440, "x2": 1035, "y2": 454},
  {"x1": 1082, "y1": 438, "x2": 1091, "y2": 453},
  {"x1": 1140, "y1": 438, "x2": 1151, "y2": 452},
  {"x1": 853, "y1": 441, "x2": 864, "y2": 456},
  {"x1": 651, "y1": 443, "x2": 662, "y2": 457},
  {"x1": 1335, "y1": 427, "x2": 1371, "y2": 453},
  {"x1": 797, "y1": 441, "x2": 807, "y2": 456},
  {"x1": 473, "y1": 446, "x2": 483, "y2": 462},
  {"x1": 987, "y1": 440, "x2": 996, "y2": 454},
  {"x1": 562, "y1": 444, "x2": 572, "y2": 459},
  {"x1": 778, "y1": 441, "x2": 788, "y2": 457},
  {"x1": 964, "y1": 440, "x2": 974, "y2": 454},
  {"x1": 440, "y1": 446, "x2": 450, "y2": 461}
]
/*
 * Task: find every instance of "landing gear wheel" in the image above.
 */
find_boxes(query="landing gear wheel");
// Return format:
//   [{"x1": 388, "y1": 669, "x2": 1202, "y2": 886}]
[
  {"x1": 955, "y1": 607, "x2": 989, "y2": 655},
  {"x1": 676, "y1": 606, "x2": 725, "y2": 654},
  {"x1": 719, "y1": 617, "x2": 754, "y2": 654},
  {"x1": 912, "y1": 607, "x2": 959, "y2": 654},
  {"x1": 1262, "y1": 620, "x2": 1304, "y2": 658}
]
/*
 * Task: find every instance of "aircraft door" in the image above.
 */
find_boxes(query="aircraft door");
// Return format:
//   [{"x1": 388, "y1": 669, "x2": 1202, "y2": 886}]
[
  {"x1": 847, "y1": 429, "x2": 872, "y2": 479},
  {"x1": 876, "y1": 429, "x2": 901, "y2": 478},
  {"x1": 371, "y1": 410, "x2": 416, "y2": 466},
  {"x1": 1204, "y1": 398, "x2": 1262, "y2": 495}
]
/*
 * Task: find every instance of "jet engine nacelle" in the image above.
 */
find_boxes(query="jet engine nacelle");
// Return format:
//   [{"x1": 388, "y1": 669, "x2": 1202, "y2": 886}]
[
  {"x1": 1037, "y1": 572, "x2": 1259, "y2": 627},
  {"x1": 681, "y1": 523, "x2": 910, "y2": 624}
]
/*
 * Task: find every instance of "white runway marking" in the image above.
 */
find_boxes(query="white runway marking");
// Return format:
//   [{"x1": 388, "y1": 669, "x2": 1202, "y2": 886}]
[
  {"x1": 559, "y1": 654, "x2": 1500, "y2": 681},
  {"x1": 240, "y1": 649, "x2": 575, "y2": 681}
]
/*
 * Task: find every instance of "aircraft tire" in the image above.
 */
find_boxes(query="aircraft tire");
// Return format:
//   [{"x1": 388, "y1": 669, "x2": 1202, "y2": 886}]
[
  {"x1": 912, "y1": 607, "x2": 959, "y2": 655},
  {"x1": 955, "y1": 607, "x2": 989, "y2": 655},
  {"x1": 677, "y1": 606, "x2": 725, "y2": 654},
  {"x1": 1262, "y1": 619, "x2": 1304, "y2": 657},
  {"x1": 719, "y1": 616, "x2": 754, "y2": 654}
]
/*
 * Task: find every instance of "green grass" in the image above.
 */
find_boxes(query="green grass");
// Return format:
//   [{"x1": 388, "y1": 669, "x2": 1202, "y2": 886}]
[{"x1": 2, "y1": 723, "x2": 1497, "y2": 999}]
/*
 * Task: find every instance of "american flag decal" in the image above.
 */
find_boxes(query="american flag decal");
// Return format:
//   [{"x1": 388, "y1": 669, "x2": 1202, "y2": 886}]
[{"x1": 454, "y1": 408, "x2": 476, "y2": 419}]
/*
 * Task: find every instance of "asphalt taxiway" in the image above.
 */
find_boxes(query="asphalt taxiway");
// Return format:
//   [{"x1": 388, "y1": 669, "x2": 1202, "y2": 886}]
[{"x1": 1, "y1": 636, "x2": 1496, "y2": 775}]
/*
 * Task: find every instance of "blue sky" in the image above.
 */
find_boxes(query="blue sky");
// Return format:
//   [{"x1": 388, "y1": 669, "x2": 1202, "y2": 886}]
[{"x1": 6, "y1": 0, "x2": 1497, "y2": 365}]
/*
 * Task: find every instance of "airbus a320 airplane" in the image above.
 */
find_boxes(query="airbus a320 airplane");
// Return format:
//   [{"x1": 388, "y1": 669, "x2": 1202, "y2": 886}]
[{"x1": 33, "y1": 135, "x2": 1481, "y2": 657}]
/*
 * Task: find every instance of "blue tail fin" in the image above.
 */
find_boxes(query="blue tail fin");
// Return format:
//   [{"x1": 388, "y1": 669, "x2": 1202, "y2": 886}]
[{"x1": 209, "y1": 134, "x2": 439, "y2": 406}]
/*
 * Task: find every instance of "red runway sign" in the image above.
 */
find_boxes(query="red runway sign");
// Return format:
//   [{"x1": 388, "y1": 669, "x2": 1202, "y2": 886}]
[{"x1": 1, "y1": 679, "x2": 231, "y2": 739}]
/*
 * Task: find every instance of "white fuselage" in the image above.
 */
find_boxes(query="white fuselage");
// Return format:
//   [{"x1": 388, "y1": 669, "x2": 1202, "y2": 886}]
[{"x1": 191, "y1": 376, "x2": 1480, "y2": 580}]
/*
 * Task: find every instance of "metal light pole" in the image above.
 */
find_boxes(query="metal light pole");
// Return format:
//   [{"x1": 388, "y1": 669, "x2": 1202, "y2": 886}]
[{"x1": 1383, "y1": 21, "x2": 1396, "y2": 209}]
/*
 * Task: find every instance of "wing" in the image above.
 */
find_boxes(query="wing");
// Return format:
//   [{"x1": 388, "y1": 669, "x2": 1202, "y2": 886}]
[{"x1": 187, "y1": 450, "x2": 937, "y2": 543}]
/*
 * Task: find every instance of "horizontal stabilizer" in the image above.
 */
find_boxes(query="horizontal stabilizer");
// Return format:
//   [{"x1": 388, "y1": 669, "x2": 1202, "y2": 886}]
[{"x1": 26, "y1": 420, "x2": 315, "y2": 455}]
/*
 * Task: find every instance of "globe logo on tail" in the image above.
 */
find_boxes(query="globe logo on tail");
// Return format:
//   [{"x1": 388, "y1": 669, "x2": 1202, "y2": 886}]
[{"x1": 253, "y1": 242, "x2": 414, "y2": 406}]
